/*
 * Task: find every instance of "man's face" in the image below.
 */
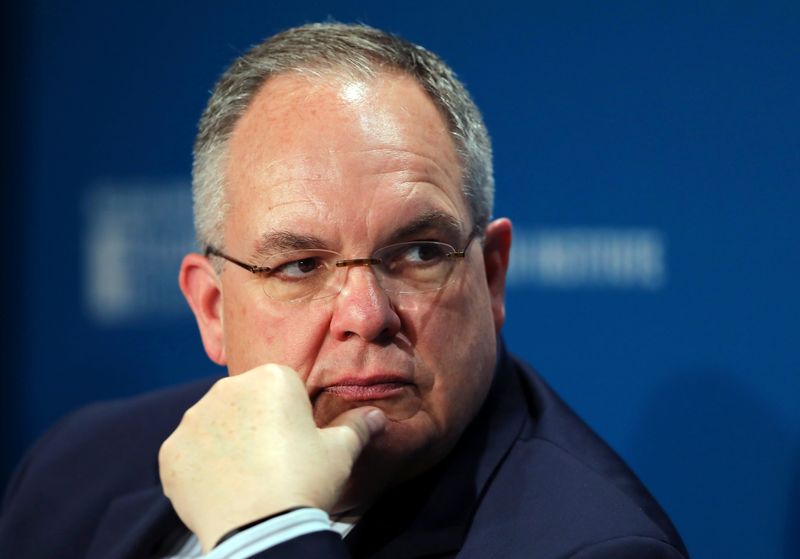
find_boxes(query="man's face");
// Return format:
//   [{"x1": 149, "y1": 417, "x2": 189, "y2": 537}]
[{"x1": 199, "y1": 72, "x2": 508, "y2": 487}]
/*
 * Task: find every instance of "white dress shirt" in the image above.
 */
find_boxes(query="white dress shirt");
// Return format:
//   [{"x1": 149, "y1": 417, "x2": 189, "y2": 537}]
[{"x1": 164, "y1": 507, "x2": 358, "y2": 558}]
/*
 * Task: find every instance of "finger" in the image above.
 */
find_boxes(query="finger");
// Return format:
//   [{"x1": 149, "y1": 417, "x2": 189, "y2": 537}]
[
  {"x1": 251, "y1": 363, "x2": 305, "y2": 391},
  {"x1": 247, "y1": 363, "x2": 316, "y2": 416},
  {"x1": 321, "y1": 407, "x2": 386, "y2": 461}
]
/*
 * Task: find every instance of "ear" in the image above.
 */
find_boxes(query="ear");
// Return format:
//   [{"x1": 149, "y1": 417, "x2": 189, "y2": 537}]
[
  {"x1": 481, "y1": 218, "x2": 512, "y2": 332},
  {"x1": 179, "y1": 252, "x2": 227, "y2": 365}
]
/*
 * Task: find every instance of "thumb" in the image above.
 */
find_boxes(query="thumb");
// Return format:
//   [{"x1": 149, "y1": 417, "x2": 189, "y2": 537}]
[{"x1": 321, "y1": 407, "x2": 386, "y2": 463}]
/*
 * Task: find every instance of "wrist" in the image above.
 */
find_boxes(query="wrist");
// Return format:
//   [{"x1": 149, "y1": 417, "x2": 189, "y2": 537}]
[{"x1": 212, "y1": 506, "x2": 312, "y2": 549}]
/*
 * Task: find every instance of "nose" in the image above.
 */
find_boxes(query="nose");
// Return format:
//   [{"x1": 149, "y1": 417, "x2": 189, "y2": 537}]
[{"x1": 329, "y1": 265, "x2": 401, "y2": 342}]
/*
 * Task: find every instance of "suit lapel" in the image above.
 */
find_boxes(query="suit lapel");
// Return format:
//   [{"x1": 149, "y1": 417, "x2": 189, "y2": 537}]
[
  {"x1": 346, "y1": 343, "x2": 529, "y2": 558},
  {"x1": 86, "y1": 485, "x2": 183, "y2": 559}
]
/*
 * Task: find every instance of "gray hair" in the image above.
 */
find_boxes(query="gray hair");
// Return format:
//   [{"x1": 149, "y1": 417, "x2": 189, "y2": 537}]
[{"x1": 192, "y1": 22, "x2": 494, "y2": 250}]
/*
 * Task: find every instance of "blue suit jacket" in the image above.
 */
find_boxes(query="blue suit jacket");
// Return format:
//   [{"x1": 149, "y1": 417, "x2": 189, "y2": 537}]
[{"x1": 0, "y1": 345, "x2": 688, "y2": 558}]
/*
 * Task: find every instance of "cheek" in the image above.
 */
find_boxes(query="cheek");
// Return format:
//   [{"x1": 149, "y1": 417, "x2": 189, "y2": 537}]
[
  {"x1": 410, "y1": 276, "x2": 497, "y2": 426},
  {"x1": 223, "y1": 292, "x2": 330, "y2": 377},
  {"x1": 423, "y1": 334, "x2": 494, "y2": 421}
]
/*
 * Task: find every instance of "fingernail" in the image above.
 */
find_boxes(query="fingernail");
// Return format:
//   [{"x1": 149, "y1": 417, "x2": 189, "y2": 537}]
[{"x1": 365, "y1": 409, "x2": 386, "y2": 434}]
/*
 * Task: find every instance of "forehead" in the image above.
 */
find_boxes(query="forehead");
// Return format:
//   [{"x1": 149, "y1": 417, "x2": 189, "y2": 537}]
[{"x1": 222, "y1": 71, "x2": 468, "y2": 249}]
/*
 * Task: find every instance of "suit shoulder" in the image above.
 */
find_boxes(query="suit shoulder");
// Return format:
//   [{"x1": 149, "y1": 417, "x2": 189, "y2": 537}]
[
  {"x1": 40, "y1": 377, "x2": 216, "y2": 457},
  {"x1": 3, "y1": 377, "x2": 218, "y2": 507},
  {"x1": 493, "y1": 355, "x2": 688, "y2": 557},
  {"x1": 72, "y1": 376, "x2": 216, "y2": 420},
  {"x1": 568, "y1": 535, "x2": 688, "y2": 558}
]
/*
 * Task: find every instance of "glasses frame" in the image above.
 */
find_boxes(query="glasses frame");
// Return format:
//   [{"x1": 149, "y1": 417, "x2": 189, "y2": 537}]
[{"x1": 205, "y1": 229, "x2": 482, "y2": 300}]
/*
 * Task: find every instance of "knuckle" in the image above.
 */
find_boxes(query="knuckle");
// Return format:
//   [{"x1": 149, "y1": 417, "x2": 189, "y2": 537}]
[
  {"x1": 255, "y1": 363, "x2": 300, "y2": 391},
  {"x1": 158, "y1": 437, "x2": 175, "y2": 467},
  {"x1": 209, "y1": 376, "x2": 233, "y2": 397},
  {"x1": 258, "y1": 363, "x2": 290, "y2": 381},
  {"x1": 181, "y1": 404, "x2": 198, "y2": 425}
]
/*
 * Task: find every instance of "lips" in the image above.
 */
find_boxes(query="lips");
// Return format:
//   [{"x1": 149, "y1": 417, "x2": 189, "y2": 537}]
[
  {"x1": 318, "y1": 374, "x2": 413, "y2": 402},
  {"x1": 311, "y1": 371, "x2": 421, "y2": 422},
  {"x1": 323, "y1": 382, "x2": 410, "y2": 401}
]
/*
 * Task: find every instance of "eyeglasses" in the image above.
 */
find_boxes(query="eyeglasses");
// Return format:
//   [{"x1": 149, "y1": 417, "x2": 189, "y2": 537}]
[{"x1": 205, "y1": 231, "x2": 480, "y2": 302}]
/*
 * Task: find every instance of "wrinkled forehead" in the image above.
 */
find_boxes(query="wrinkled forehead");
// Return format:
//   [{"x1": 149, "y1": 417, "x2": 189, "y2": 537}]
[{"x1": 221, "y1": 72, "x2": 469, "y2": 247}]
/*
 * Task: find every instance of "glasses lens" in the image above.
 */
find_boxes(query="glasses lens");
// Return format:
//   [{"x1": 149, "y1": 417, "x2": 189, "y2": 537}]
[
  {"x1": 255, "y1": 241, "x2": 468, "y2": 301},
  {"x1": 374, "y1": 241, "x2": 458, "y2": 293},
  {"x1": 258, "y1": 250, "x2": 340, "y2": 301}
]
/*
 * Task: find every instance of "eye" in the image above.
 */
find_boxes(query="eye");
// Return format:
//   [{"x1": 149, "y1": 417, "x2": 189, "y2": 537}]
[
  {"x1": 381, "y1": 242, "x2": 451, "y2": 270},
  {"x1": 270, "y1": 257, "x2": 325, "y2": 279},
  {"x1": 402, "y1": 242, "x2": 449, "y2": 263}
]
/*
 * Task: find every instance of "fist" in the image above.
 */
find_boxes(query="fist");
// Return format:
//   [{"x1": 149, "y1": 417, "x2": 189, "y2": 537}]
[{"x1": 159, "y1": 364, "x2": 385, "y2": 551}]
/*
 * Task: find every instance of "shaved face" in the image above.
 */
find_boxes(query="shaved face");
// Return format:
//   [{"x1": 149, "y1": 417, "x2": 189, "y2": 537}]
[{"x1": 214, "y1": 71, "x2": 503, "y2": 502}]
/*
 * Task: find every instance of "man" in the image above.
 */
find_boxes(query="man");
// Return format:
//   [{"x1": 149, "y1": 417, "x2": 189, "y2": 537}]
[{"x1": 0, "y1": 23, "x2": 689, "y2": 558}]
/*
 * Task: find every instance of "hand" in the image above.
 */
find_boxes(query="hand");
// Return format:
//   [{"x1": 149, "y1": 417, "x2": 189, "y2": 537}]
[{"x1": 158, "y1": 363, "x2": 386, "y2": 552}]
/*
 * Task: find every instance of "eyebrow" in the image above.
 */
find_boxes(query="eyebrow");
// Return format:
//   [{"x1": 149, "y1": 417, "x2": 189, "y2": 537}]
[
  {"x1": 252, "y1": 210, "x2": 465, "y2": 257},
  {"x1": 387, "y1": 210, "x2": 465, "y2": 243},
  {"x1": 253, "y1": 231, "x2": 330, "y2": 257}
]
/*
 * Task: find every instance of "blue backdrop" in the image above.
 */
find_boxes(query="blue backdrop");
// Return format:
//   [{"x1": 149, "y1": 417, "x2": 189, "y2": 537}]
[{"x1": 3, "y1": 2, "x2": 798, "y2": 558}]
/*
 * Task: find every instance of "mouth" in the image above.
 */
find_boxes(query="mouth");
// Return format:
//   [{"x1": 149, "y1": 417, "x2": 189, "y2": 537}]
[
  {"x1": 319, "y1": 373, "x2": 414, "y2": 401},
  {"x1": 312, "y1": 373, "x2": 421, "y2": 422}
]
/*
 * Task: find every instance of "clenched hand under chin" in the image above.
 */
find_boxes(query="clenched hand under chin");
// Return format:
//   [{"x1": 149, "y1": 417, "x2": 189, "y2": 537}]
[{"x1": 158, "y1": 363, "x2": 386, "y2": 553}]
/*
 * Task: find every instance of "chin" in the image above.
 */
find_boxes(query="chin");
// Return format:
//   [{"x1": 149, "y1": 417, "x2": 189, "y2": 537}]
[
  {"x1": 337, "y1": 418, "x2": 437, "y2": 511},
  {"x1": 366, "y1": 413, "x2": 454, "y2": 484}
]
